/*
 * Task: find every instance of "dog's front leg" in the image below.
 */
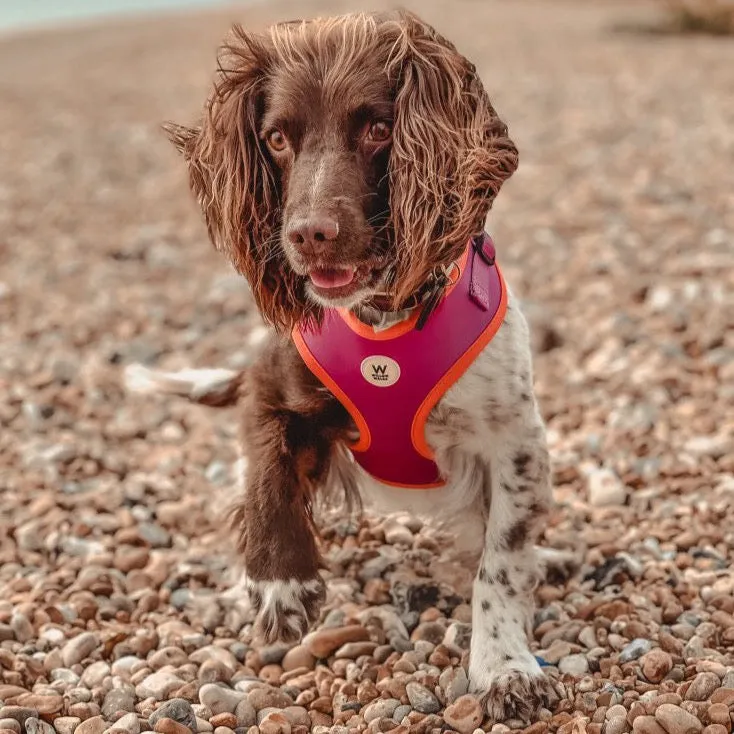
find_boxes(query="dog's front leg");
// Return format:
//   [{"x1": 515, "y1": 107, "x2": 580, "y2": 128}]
[
  {"x1": 230, "y1": 353, "x2": 343, "y2": 643},
  {"x1": 469, "y1": 416, "x2": 559, "y2": 722}
]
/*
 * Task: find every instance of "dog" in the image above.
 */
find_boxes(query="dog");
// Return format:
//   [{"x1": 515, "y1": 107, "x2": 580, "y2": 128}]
[{"x1": 125, "y1": 10, "x2": 563, "y2": 721}]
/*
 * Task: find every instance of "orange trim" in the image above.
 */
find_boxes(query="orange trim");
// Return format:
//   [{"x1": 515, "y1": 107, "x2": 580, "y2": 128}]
[
  {"x1": 337, "y1": 247, "x2": 470, "y2": 341},
  {"x1": 292, "y1": 329, "x2": 371, "y2": 452},
  {"x1": 411, "y1": 263, "x2": 508, "y2": 459}
]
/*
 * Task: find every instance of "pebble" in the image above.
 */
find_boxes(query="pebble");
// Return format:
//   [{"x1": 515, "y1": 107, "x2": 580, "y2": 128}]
[
  {"x1": 587, "y1": 468, "x2": 627, "y2": 506},
  {"x1": 247, "y1": 688, "x2": 293, "y2": 711},
  {"x1": 685, "y1": 673, "x2": 721, "y2": 701},
  {"x1": 0, "y1": 709, "x2": 39, "y2": 728},
  {"x1": 258, "y1": 711, "x2": 291, "y2": 734},
  {"x1": 620, "y1": 639, "x2": 653, "y2": 663},
  {"x1": 152, "y1": 719, "x2": 192, "y2": 734},
  {"x1": 198, "y1": 685, "x2": 248, "y2": 715},
  {"x1": 655, "y1": 704, "x2": 703, "y2": 734},
  {"x1": 135, "y1": 672, "x2": 185, "y2": 701},
  {"x1": 281, "y1": 645, "x2": 315, "y2": 672},
  {"x1": 443, "y1": 695, "x2": 484, "y2": 734},
  {"x1": 641, "y1": 650, "x2": 674, "y2": 683},
  {"x1": 62, "y1": 633, "x2": 99, "y2": 666},
  {"x1": 76, "y1": 717, "x2": 108, "y2": 734},
  {"x1": 0, "y1": 723, "x2": 20, "y2": 734},
  {"x1": 24, "y1": 719, "x2": 55, "y2": 734},
  {"x1": 54, "y1": 718, "x2": 82, "y2": 734},
  {"x1": 362, "y1": 699, "x2": 400, "y2": 723},
  {"x1": 149, "y1": 700, "x2": 197, "y2": 731},
  {"x1": 439, "y1": 666, "x2": 469, "y2": 703},
  {"x1": 102, "y1": 690, "x2": 135, "y2": 718},
  {"x1": 405, "y1": 682, "x2": 441, "y2": 714},
  {"x1": 111, "y1": 713, "x2": 141, "y2": 734},
  {"x1": 559, "y1": 654, "x2": 590, "y2": 675},
  {"x1": 304, "y1": 626, "x2": 369, "y2": 659},
  {"x1": 633, "y1": 716, "x2": 668, "y2": 734}
]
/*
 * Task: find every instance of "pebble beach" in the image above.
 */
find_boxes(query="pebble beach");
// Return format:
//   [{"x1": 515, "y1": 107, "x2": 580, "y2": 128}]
[{"x1": 1, "y1": 1, "x2": 733, "y2": 734}]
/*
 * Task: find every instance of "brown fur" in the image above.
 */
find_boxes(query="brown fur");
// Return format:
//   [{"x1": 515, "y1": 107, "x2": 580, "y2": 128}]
[{"x1": 164, "y1": 10, "x2": 517, "y2": 331}]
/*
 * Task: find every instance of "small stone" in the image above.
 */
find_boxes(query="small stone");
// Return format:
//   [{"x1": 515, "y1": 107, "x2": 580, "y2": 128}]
[
  {"x1": 702, "y1": 727, "x2": 728, "y2": 734},
  {"x1": 606, "y1": 718, "x2": 629, "y2": 734},
  {"x1": 558, "y1": 654, "x2": 589, "y2": 675},
  {"x1": 685, "y1": 673, "x2": 721, "y2": 702},
  {"x1": 393, "y1": 705, "x2": 411, "y2": 723},
  {"x1": 439, "y1": 666, "x2": 469, "y2": 704},
  {"x1": 443, "y1": 695, "x2": 484, "y2": 734},
  {"x1": 153, "y1": 719, "x2": 192, "y2": 734},
  {"x1": 210, "y1": 713, "x2": 237, "y2": 729},
  {"x1": 655, "y1": 704, "x2": 703, "y2": 734},
  {"x1": 246, "y1": 688, "x2": 293, "y2": 711},
  {"x1": 405, "y1": 682, "x2": 441, "y2": 714},
  {"x1": 24, "y1": 719, "x2": 54, "y2": 734},
  {"x1": 136, "y1": 672, "x2": 185, "y2": 701},
  {"x1": 709, "y1": 689, "x2": 734, "y2": 706},
  {"x1": 641, "y1": 650, "x2": 673, "y2": 683},
  {"x1": 281, "y1": 645, "x2": 315, "y2": 672},
  {"x1": 258, "y1": 711, "x2": 291, "y2": 734},
  {"x1": 15, "y1": 695, "x2": 63, "y2": 716},
  {"x1": 304, "y1": 626, "x2": 369, "y2": 659},
  {"x1": 235, "y1": 699, "x2": 256, "y2": 728},
  {"x1": 619, "y1": 639, "x2": 653, "y2": 663},
  {"x1": 10, "y1": 614, "x2": 33, "y2": 643},
  {"x1": 102, "y1": 690, "x2": 135, "y2": 719},
  {"x1": 706, "y1": 705, "x2": 730, "y2": 727},
  {"x1": 199, "y1": 685, "x2": 248, "y2": 715},
  {"x1": 149, "y1": 700, "x2": 196, "y2": 731},
  {"x1": 0, "y1": 709, "x2": 39, "y2": 728},
  {"x1": 633, "y1": 717, "x2": 668, "y2": 734},
  {"x1": 54, "y1": 718, "x2": 82, "y2": 734},
  {"x1": 362, "y1": 699, "x2": 400, "y2": 723},
  {"x1": 334, "y1": 641, "x2": 378, "y2": 658},
  {"x1": 587, "y1": 468, "x2": 627, "y2": 506},
  {"x1": 76, "y1": 717, "x2": 107, "y2": 734},
  {"x1": 110, "y1": 713, "x2": 141, "y2": 734},
  {"x1": 62, "y1": 633, "x2": 99, "y2": 666},
  {"x1": 0, "y1": 722, "x2": 20, "y2": 734}
]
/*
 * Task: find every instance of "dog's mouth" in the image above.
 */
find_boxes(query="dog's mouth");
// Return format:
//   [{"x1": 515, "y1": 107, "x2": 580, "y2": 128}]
[
  {"x1": 308, "y1": 266, "x2": 356, "y2": 290},
  {"x1": 306, "y1": 261, "x2": 387, "y2": 302}
]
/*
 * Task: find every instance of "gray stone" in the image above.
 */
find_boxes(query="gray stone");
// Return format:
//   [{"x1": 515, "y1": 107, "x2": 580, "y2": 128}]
[
  {"x1": 149, "y1": 699, "x2": 196, "y2": 730},
  {"x1": 619, "y1": 638, "x2": 653, "y2": 663},
  {"x1": 406, "y1": 682, "x2": 441, "y2": 714},
  {"x1": 102, "y1": 689, "x2": 136, "y2": 719},
  {"x1": 62, "y1": 632, "x2": 99, "y2": 666}
]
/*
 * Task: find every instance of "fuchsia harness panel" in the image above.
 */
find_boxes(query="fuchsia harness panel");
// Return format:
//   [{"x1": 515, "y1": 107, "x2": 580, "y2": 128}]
[{"x1": 292, "y1": 234, "x2": 507, "y2": 488}]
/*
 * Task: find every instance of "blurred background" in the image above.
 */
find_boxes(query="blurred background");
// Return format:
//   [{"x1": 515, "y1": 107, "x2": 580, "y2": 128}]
[{"x1": 0, "y1": 0, "x2": 732, "y2": 730}]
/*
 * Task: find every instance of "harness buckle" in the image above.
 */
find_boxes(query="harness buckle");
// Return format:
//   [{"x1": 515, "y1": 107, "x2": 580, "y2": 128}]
[{"x1": 472, "y1": 233, "x2": 495, "y2": 266}]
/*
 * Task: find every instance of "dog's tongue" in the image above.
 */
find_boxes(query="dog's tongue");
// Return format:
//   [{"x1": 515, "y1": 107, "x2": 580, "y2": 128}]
[{"x1": 309, "y1": 266, "x2": 355, "y2": 289}]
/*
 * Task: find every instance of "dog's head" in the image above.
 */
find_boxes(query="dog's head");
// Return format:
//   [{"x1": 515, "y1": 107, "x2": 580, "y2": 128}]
[{"x1": 165, "y1": 11, "x2": 518, "y2": 330}]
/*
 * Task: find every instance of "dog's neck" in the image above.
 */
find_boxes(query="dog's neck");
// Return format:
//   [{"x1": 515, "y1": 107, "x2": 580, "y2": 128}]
[{"x1": 353, "y1": 302, "x2": 416, "y2": 331}]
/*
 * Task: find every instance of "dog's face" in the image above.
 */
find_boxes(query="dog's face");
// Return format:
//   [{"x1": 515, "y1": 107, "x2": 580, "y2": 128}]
[
  {"x1": 165, "y1": 12, "x2": 518, "y2": 328},
  {"x1": 262, "y1": 45, "x2": 394, "y2": 309}
]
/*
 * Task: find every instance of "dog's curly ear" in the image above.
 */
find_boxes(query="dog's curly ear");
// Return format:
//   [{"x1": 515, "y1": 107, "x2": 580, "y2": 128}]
[
  {"x1": 162, "y1": 26, "x2": 305, "y2": 332},
  {"x1": 162, "y1": 122, "x2": 199, "y2": 157},
  {"x1": 384, "y1": 11, "x2": 519, "y2": 307}
]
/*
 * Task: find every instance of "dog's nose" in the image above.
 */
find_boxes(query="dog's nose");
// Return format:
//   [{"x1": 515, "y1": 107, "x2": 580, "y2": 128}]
[{"x1": 287, "y1": 214, "x2": 339, "y2": 253}]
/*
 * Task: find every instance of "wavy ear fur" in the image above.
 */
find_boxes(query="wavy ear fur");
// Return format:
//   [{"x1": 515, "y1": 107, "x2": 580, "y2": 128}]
[
  {"x1": 384, "y1": 12, "x2": 519, "y2": 307},
  {"x1": 163, "y1": 26, "x2": 306, "y2": 332}
]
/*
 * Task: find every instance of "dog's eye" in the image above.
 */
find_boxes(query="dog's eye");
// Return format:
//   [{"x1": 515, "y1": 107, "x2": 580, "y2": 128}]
[
  {"x1": 367, "y1": 121, "x2": 392, "y2": 143},
  {"x1": 266, "y1": 130, "x2": 288, "y2": 152}
]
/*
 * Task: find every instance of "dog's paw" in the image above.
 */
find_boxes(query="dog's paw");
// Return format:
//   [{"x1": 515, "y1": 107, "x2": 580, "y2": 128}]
[
  {"x1": 470, "y1": 657, "x2": 559, "y2": 723},
  {"x1": 246, "y1": 577, "x2": 325, "y2": 644}
]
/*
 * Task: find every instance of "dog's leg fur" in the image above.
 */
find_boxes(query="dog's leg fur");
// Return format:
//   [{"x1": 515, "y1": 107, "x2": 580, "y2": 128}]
[
  {"x1": 230, "y1": 338, "x2": 353, "y2": 643},
  {"x1": 469, "y1": 408, "x2": 558, "y2": 720}
]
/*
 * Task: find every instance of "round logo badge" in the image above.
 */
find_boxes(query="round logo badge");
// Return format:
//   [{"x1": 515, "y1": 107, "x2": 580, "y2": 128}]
[{"x1": 360, "y1": 355, "x2": 401, "y2": 387}]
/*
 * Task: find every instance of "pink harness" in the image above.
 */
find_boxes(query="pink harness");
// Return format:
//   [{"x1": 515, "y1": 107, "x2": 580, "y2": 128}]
[{"x1": 292, "y1": 234, "x2": 507, "y2": 488}]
